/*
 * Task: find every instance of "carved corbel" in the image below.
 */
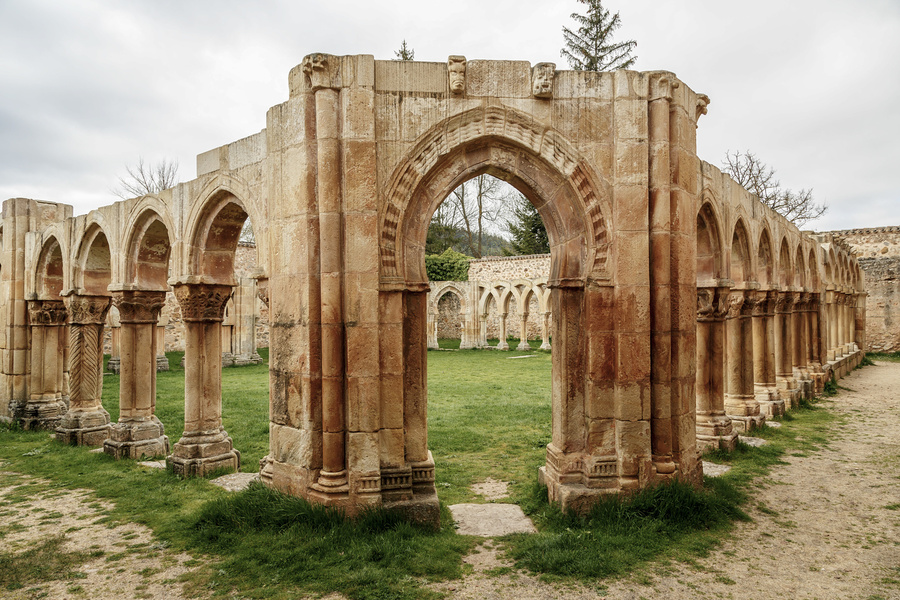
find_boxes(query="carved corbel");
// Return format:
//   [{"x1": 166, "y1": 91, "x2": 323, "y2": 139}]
[
  {"x1": 649, "y1": 72, "x2": 680, "y2": 102},
  {"x1": 697, "y1": 286, "x2": 730, "y2": 322},
  {"x1": 448, "y1": 55, "x2": 467, "y2": 95},
  {"x1": 696, "y1": 94, "x2": 711, "y2": 121},
  {"x1": 532, "y1": 62, "x2": 556, "y2": 98},
  {"x1": 301, "y1": 53, "x2": 339, "y2": 91}
]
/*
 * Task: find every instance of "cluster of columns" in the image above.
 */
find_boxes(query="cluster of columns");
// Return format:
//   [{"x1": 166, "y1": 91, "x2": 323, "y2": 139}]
[
  {"x1": 426, "y1": 282, "x2": 553, "y2": 352},
  {"x1": 17, "y1": 283, "x2": 245, "y2": 478},
  {"x1": 694, "y1": 282, "x2": 863, "y2": 450}
]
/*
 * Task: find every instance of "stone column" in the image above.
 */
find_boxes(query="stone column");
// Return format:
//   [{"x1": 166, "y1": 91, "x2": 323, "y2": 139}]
[
  {"x1": 855, "y1": 291, "x2": 867, "y2": 354},
  {"x1": 426, "y1": 308, "x2": 439, "y2": 349},
  {"x1": 479, "y1": 314, "x2": 488, "y2": 348},
  {"x1": 168, "y1": 283, "x2": 241, "y2": 477},
  {"x1": 724, "y1": 289, "x2": 763, "y2": 431},
  {"x1": 156, "y1": 310, "x2": 170, "y2": 371},
  {"x1": 806, "y1": 293, "x2": 825, "y2": 392},
  {"x1": 792, "y1": 293, "x2": 812, "y2": 398},
  {"x1": 540, "y1": 311, "x2": 552, "y2": 350},
  {"x1": 106, "y1": 308, "x2": 121, "y2": 373},
  {"x1": 496, "y1": 312, "x2": 509, "y2": 350},
  {"x1": 846, "y1": 293, "x2": 857, "y2": 353},
  {"x1": 695, "y1": 286, "x2": 737, "y2": 450},
  {"x1": 516, "y1": 311, "x2": 531, "y2": 351},
  {"x1": 22, "y1": 300, "x2": 68, "y2": 429},
  {"x1": 826, "y1": 289, "x2": 837, "y2": 361},
  {"x1": 750, "y1": 290, "x2": 783, "y2": 416},
  {"x1": 774, "y1": 291, "x2": 799, "y2": 407},
  {"x1": 104, "y1": 290, "x2": 169, "y2": 459},
  {"x1": 57, "y1": 295, "x2": 111, "y2": 446}
]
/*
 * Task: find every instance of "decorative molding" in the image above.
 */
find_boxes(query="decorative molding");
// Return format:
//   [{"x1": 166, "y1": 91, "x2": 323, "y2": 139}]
[
  {"x1": 111, "y1": 290, "x2": 166, "y2": 324},
  {"x1": 174, "y1": 283, "x2": 233, "y2": 322},
  {"x1": 65, "y1": 295, "x2": 111, "y2": 325},
  {"x1": 27, "y1": 300, "x2": 67, "y2": 326}
]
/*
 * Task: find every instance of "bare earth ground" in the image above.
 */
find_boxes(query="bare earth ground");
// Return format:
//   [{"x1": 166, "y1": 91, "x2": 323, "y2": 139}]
[{"x1": 2, "y1": 361, "x2": 899, "y2": 599}]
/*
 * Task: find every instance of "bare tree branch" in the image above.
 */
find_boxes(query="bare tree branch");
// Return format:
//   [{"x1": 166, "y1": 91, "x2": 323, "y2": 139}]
[
  {"x1": 114, "y1": 157, "x2": 179, "y2": 199},
  {"x1": 723, "y1": 150, "x2": 827, "y2": 227}
]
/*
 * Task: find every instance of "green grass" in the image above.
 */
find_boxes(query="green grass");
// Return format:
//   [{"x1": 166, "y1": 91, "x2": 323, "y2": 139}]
[
  {"x1": 0, "y1": 345, "x2": 872, "y2": 596},
  {"x1": 0, "y1": 534, "x2": 91, "y2": 592},
  {"x1": 866, "y1": 352, "x2": 900, "y2": 363}
]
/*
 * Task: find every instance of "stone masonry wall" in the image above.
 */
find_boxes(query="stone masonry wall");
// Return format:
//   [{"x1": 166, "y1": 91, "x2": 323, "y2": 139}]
[
  {"x1": 434, "y1": 254, "x2": 551, "y2": 341},
  {"x1": 468, "y1": 254, "x2": 551, "y2": 281},
  {"x1": 829, "y1": 228, "x2": 900, "y2": 352}
]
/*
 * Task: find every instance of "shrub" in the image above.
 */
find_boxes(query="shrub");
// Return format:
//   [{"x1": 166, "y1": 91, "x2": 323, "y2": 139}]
[{"x1": 425, "y1": 248, "x2": 471, "y2": 281}]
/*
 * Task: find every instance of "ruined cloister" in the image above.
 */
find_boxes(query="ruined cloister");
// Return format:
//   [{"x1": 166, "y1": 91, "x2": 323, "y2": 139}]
[{"x1": 0, "y1": 54, "x2": 864, "y2": 524}]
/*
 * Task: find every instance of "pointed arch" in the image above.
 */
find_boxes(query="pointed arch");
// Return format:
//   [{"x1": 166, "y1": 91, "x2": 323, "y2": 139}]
[
  {"x1": 75, "y1": 224, "x2": 112, "y2": 296},
  {"x1": 730, "y1": 218, "x2": 751, "y2": 285},
  {"x1": 778, "y1": 237, "x2": 792, "y2": 288},
  {"x1": 697, "y1": 202, "x2": 724, "y2": 282},
  {"x1": 757, "y1": 227, "x2": 775, "y2": 288},
  {"x1": 35, "y1": 235, "x2": 65, "y2": 300},
  {"x1": 124, "y1": 209, "x2": 172, "y2": 291}
]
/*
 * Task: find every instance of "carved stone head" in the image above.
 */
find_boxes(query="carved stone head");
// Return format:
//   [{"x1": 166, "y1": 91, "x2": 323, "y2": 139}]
[
  {"x1": 302, "y1": 53, "x2": 331, "y2": 90},
  {"x1": 532, "y1": 62, "x2": 556, "y2": 98},
  {"x1": 448, "y1": 55, "x2": 467, "y2": 95}
]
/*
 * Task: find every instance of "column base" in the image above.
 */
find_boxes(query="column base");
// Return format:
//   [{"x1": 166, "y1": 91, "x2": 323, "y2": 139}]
[
  {"x1": 539, "y1": 341, "x2": 552, "y2": 350},
  {"x1": 727, "y1": 414, "x2": 766, "y2": 433},
  {"x1": 696, "y1": 415, "x2": 738, "y2": 452},
  {"x1": 106, "y1": 357, "x2": 121, "y2": 373},
  {"x1": 19, "y1": 395, "x2": 67, "y2": 431},
  {"x1": 776, "y1": 377, "x2": 800, "y2": 409},
  {"x1": 495, "y1": 341, "x2": 509, "y2": 350},
  {"x1": 56, "y1": 406, "x2": 111, "y2": 446},
  {"x1": 168, "y1": 426, "x2": 240, "y2": 477},
  {"x1": 104, "y1": 416, "x2": 170, "y2": 460},
  {"x1": 516, "y1": 340, "x2": 532, "y2": 351},
  {"x1": 156, "y1": 355, "x2": 170, "y2": 372},
  {"x1": 221, "y1": 352, "x2": 236, "y2": 368}
]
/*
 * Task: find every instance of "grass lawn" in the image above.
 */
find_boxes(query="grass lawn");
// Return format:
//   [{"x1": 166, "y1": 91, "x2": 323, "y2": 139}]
[{"x1": 0, "y1": 341, "x2": 854, "y2": 598}]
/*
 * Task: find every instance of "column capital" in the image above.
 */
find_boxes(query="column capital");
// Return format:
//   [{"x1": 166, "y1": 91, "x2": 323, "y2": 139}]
[
  {"x1": 697, "y1": 285, "x2": 730, "y2": 322},
  {"x1": 774, "y1": 290, "x2": 797, "y2": 313},
  {"x1": 27, "y1": 299, "x2": 67, "y2": 326},
  {"x1": 112, "y1": 290, "x2": 166, "y2": 324},
  {"x1": 725, "y1": 289, "x2": 751, "y2": 319},
  {"x1": 65, "y1": 294, "x2": 111, "y2": 325},
  {"x1": 173, "y1": 283, "x2": 232, "y2": 323},
  {"x1": 256, "y1": 278, "x2": 269, "y2": 307}
]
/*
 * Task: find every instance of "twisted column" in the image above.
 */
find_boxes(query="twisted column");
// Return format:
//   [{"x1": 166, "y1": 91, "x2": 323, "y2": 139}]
[
  {"x1": 57, "y1": 295, "x2": 111, "y2": 445},
  {"x1": 168, "y1": 283, "x2": 240, "y2": 477},
  {"x1": 695, "y1": 286, "x2": 737, "y2": 450},
  {"x1": 22, "y1": 300, "x2": 68, "y2": 430},
  {"x1": 104, "y1": 290, "x2": 169, "y2": 459}
]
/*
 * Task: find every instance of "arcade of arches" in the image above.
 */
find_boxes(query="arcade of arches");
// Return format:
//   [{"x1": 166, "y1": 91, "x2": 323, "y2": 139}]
[{"x1": 0, "y1": 54, "x2": 864, "y2": 525}]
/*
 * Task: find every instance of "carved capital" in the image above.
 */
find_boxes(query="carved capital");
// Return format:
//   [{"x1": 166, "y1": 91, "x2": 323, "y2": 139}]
[
  {"x1": 65, "y1": 295, "x2": 111, "y2": 325},
  {"x1": 696, "y1": 93, "x2": 711, "y2": 120},
  {"x1": 748, "y1": 290, "x2": 769, "y2": 316},
  {"x1": 448, "y1": 55, "x2": 467, "y2": 95},
  {"x1": 697, "y1": 286, "x2": 729, "y2": 322},
  {"x1": 301, "y1": 53, "x2": 338, "y2": 91},
  {"x1": 174, "y1": 283, "x2": 233, "y2": 322},
  {"x1": 256, "y1": 278, "x2": 269, "y2": 307},
  {"x1": 112, "y1": 290, "x2": 166, "y2": 324},
  {"x1": 649, "y1": 72, "x2": 679, "y2": 102},
  {"x1": 27, "y1": 300, "x2": 67, "y2": 326},
  {"x1": 532, "y1": 62, "x2": 556, "y2": 98},
  {"x1": 725, "y1": 290, "x2": 747, "y2": 319}
]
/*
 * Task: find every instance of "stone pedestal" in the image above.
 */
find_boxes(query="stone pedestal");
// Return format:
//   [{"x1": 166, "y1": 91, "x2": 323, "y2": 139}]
[
  {"x1": 57, "y1": 295, "x2": 111, "y2": 446},
  {"x1": 168, "y1": 283, "x2": 240, "y2": 477},
  {"x1": 104, "y1": 290, "x2": 170, "y2": 459},
  {"x1": 22, "y1": 300, "x2": 68, "y2": 430}
]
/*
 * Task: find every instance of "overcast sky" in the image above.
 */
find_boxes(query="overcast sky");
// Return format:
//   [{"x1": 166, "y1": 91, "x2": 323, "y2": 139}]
[{"x1": 1, "y1": 0, "x2": 898, "y2": 231}]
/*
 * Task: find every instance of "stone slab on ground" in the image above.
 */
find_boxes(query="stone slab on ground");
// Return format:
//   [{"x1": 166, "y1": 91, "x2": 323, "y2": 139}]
[
  {"x1": 765, "y1": 420, "x2": 782, "y2": 428},
  {"x1": 138, "y1": 460, "x2": 166, "y2": 469},
  {"x1": 471, "y1": 478, "x2": 509, "y2": 500},
  {"x1": 702, "y1": 461, "x2": 732, "y2": 477},
  {"x1": 738, "y1": 435, "x2": 768, "y2": 447},
  {"x1": 449, "y1": 503, "x2": 536, "y2": 536},
  {"x1": 210, "y1": 472, "x2": 259, "y2": 492}
]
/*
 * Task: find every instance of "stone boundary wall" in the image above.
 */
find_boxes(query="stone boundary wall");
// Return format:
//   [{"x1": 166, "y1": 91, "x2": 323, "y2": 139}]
[
  {"x1": 827, "y1": 228, "x2": 900, "y2": 352},
  {"x1": 434, "y1": 254, "x2": 551, "y2": 340},
  {"x1": 468, "y1": 254, "x2": 550, "y2": 281}
]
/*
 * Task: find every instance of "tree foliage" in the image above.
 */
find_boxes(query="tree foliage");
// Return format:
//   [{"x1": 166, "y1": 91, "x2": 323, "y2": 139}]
[
  {"x1": 114, "y1": 157, "x2": 179, "y2": 199},
  {"x1": 425, "y1": 248, "x2": 471, "y2": 281},
  {"x1": 394, "y1": 40, "x2": 414, "y2": 61},
  {"x1": 723, "y1": 150, "x2": 827, "y2": 227},
  {"x1": 505, "y1": 195, "x2": 550, "y2": 256},
  {"x1": 428, "y1": 174, "x2": 517, "y2": 258},
  {"x1": 561, "y1": 0, "x2": 637, "y2": 71}
]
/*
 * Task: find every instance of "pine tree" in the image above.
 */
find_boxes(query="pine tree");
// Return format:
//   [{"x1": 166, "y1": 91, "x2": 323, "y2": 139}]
[
  {"x1": 394, "y1": 40, "x2": 414, "y2": 61},
  {"x1": 561, "y1": 0, "x2": 637, "y2": 71},
  {"x1": 505, "y1": 195, "x2": 550, "y2": 256}
]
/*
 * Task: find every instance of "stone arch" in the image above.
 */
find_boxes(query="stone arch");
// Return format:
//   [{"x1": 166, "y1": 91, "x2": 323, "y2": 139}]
[
  {"x1": 185, "y1": 181, "x2": 254, "y2": 284},
  {"x1": 778, "y1": 238, "x2": 792, "y2": 288},
  {"x1": 757, "y1": 228, "x2": 775, "y2": 288},
  {"x1": 124, "y1": 208, "x2": 173, "y2": 291},
  {"x1": 807, "y1": 247, "x2": 820, "y2": 290},
  {"x1": 697, "y1": 202, "x2": 724, "y2": 281},
  {"x1": 75, "y1": 224, "x2": 112, "y2": 296},
  {"x1": 730, "y1": 218, "x2": 751, "y2": 285},
  {"x1": 380, "y1": 105, "x2": 612, "y2": 287},
  {"x1": 794, "y1": 244, "x2": 807, "y2": 289},
  {"x1": 35, "y1": 236, "x2": 65, "y2": 300}
]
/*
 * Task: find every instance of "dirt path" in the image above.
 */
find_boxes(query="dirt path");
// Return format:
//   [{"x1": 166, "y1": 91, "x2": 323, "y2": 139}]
[
  {"x1": 432, "y1": 360, "x2": 900, "y2": 600},
  {"x1": 3, "y1": 361, "x2": 899, "y2": 599}
]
